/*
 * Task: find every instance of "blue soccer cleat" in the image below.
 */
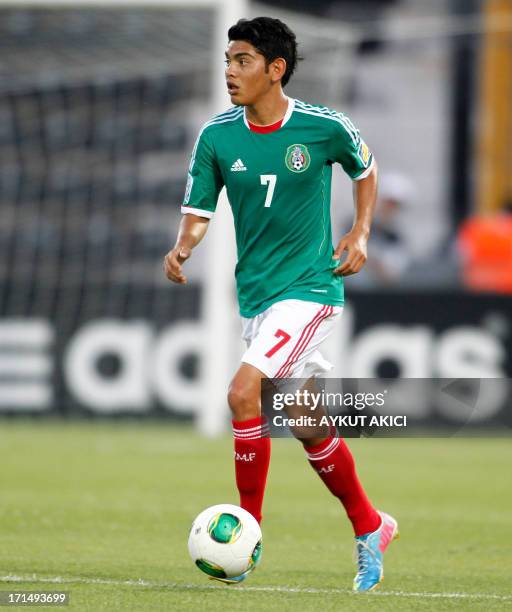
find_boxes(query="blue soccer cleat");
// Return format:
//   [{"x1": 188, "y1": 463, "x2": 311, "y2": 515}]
[{"x1": 353, "y1": 511, "x2": 399, "y2": 592}]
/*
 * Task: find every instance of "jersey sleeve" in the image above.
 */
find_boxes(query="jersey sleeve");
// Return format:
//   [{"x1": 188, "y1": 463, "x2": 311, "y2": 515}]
[
  {"x1": 181, "y1": 127, "x2": 224, "y2": 218},
  {"x1": 329, "y1": 114, "x2": 375, "y2": 181}
]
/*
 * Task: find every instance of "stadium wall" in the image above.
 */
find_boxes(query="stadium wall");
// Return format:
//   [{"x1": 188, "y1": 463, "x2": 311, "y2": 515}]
[{"x1": 0, "y1": 290, "x2": 510, "y2": 429}]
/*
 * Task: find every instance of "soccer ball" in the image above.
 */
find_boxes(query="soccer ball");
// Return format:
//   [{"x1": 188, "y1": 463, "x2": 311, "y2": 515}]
[{"x1": 188, "y1": 504, "x2": 262, "y2": 582}]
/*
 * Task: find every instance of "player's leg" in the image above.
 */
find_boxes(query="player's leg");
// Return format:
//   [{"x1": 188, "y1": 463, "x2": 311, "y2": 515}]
[
  {"x1": 234, "y1": 299, "x2": 339, "y2": 526},
  {"x1": 303, "y1": 435, "x2": 381, "y2": 534},
  {"x1": 283, "y1": 381, "x2": 399, "y2": 593},
  {"x1": 292, "y1": 378, "x2": 381, "y2": 537},
  {"x1": 283, "y1": 335, "x2": 399, "y2": 591},
  {"x1": 228, "y1": 363, "x2": 271, "y2": 525},
  {"x1": 270, "y1": 311, "x2": 382, "y2": 539},
  {"x1": 230, "y1": 299, "x2": 334, "y2": 524}
]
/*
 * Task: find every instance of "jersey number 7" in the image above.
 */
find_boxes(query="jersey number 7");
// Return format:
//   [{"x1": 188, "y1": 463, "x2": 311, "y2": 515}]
[
  {"x1": 265, "y1": 328, "x2": 291, "y2": 358},
  {"x1": 260, "y1": 174, "x2": 277, "y2": 207}
]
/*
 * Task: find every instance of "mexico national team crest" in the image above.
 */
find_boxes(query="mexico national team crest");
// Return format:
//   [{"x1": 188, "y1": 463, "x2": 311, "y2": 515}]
[{"x1": 285, "y1": 144, "x2": 311, "y2": 173}]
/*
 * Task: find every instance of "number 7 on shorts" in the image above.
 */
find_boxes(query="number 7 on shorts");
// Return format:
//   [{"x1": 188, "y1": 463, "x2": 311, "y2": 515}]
[{"x1": 265, "y1": 329, "x2": 291, "y2": 358}]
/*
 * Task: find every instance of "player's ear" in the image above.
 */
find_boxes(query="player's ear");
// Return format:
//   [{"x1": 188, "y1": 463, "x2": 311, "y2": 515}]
[{"x1": 271, "y1": 58, "x2": 287, "y2": 83}]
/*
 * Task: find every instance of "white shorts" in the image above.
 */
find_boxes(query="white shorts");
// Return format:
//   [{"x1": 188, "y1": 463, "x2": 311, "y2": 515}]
[{"x1": 240, "y1": 299, "x2": 343, "y2": 379}]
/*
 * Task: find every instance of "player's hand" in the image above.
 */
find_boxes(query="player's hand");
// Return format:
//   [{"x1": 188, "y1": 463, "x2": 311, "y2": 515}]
[
  {"x1": 332, "y1": 230, "x2": 368, "y2": 276},
  {"x1": 163, "y1": 246, "x2": 191, "y2": 284}
]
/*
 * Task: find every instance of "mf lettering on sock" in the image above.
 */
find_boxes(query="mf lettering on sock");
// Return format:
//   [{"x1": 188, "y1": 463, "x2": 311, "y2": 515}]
[
  {"x1": 234, "y1": 451, "x2": 256, "y2": 462},
  {"x1": 317, "y1": 464, "x2": 335, "y2": 474}
]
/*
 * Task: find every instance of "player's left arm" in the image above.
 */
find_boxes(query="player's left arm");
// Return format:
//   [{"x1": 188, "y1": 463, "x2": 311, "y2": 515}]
[{"x1": 333, "y1": 161, "x2": 378, "y2": 276}]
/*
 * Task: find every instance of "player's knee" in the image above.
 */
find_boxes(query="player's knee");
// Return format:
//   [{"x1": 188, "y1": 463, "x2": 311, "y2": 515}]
[
  {"x1": 227, "y1": 382, "x2": 259, "y2": 421},
  {"x1": 300, "y1": 435, "x2": 330, "y2": 448}
]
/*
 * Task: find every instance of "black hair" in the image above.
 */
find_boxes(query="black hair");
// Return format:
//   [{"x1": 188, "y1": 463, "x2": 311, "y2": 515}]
[{"x1": 227, "y1": 17, "x2": 300, "y2": 87}]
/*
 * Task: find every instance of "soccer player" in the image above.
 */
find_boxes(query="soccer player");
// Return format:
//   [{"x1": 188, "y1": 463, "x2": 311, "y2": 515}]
[{"x1": 164, "y1": 17, "x2": 398, "y2": 592}]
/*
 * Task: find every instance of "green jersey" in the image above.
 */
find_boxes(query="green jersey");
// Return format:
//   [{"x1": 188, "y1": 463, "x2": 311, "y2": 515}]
[{"x1": 181, "y1": 98, "x2": 374, "y2": 318}]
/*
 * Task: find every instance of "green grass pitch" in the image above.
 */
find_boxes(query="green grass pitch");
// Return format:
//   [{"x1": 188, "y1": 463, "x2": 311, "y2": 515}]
[{"x1": 1, "y1": 422, "x2": 511, "y2": 611}]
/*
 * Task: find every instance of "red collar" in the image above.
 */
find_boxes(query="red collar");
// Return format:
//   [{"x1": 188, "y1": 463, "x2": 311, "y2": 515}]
[{"x1": 247, "y1": 118, "x2": 283, "y2": 134}]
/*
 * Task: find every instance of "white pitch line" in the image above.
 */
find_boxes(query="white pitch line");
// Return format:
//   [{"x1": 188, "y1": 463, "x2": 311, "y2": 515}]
[{"x1": 1, "y1": 574, "x2": 511, "y2": 602}]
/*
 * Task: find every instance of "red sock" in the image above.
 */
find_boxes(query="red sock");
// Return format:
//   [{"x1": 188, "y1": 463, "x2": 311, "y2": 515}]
[
  {"x1": 305, "y1": 437, "x2": 381, "y2": 536},
  {"x1": 232, "y1": 416, "x2": 271, "y2": 524}
]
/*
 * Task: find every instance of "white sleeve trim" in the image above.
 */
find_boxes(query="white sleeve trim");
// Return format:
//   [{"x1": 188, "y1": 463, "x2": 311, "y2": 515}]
[
  {"x1": 181, "y1": 206, "x2": 214, "y2": 219},
  {"x1": 353, "y1": 157, "x2": 375, "y2": 181}
]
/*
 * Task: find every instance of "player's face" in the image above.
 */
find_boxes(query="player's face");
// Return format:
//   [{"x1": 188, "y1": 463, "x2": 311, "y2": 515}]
[{"x1": 225, "y1": 40, "x2": 272, "y2": 106}]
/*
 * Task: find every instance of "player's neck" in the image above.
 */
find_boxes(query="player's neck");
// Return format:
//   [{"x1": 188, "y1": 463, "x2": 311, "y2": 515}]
[{"x1": 244, "y1": 90, "x2": 289, "y2": 127}]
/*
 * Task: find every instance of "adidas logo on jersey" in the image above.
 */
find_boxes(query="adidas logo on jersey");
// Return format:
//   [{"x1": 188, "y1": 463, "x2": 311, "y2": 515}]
[{"x1": 230, "y1": 158, "x2": 247, "y2": 172}]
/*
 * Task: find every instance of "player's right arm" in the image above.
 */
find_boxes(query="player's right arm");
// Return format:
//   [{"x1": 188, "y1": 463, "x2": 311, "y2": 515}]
[
  {"x1": 164, "y1": 125, "x2": 224, "y2": 284},
  {"x1": 164, "y1": 214, "x2": 210, "y2": 284}
]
